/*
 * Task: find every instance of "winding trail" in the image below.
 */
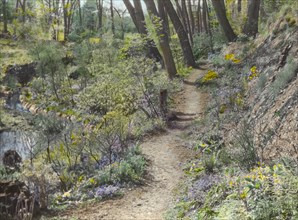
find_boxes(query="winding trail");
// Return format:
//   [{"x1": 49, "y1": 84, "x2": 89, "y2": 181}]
[{"x1": 61, "y1": 69, "x2": 207, "y2": 220}]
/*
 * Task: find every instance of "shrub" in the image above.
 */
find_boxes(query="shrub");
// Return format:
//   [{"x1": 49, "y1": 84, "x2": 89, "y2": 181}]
[
  {"x1": 200, "y1": 70, "x2": 219, "y2": 84},
  {"x1": 233, "y1": 120, "x2": 260, "y2": 170},
  {"x1": 192, "y1": 33, "x2": 213, "y2": 59},
  {"x1": 271, "y1": 59, "x2": 298, "y2": 97}
]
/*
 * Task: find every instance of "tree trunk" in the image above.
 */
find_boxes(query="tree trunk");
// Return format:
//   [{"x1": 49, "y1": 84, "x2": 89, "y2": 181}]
[
  {"x1": 238, "y1": 0, "x2": 242, "y2": 13},
  {"x1": 188, "y1": 0, "x2": 195, "y2": 35},
  {"x1": 2, "y1": 0, "x2": 8, "y2": 33},
  {"x1": 196, "y1": 0, "x2": 202, "y2": 33},
  {"x1": 123, "y1": 0, "x2": 138, "y2": 30},
  {"x1": 78, "y1": 0, "x2": 82, "y2": 27},
  {"x1": 144, "y1": 0, "x2": 177, "y2": 79},
  {"x1": 133, "y1": 0, "x2": 146, "y2": 34},
  {"x1": 22, "y1": 0, "x2": 26, "y2": 23},
  {"x1": 202, "y1": 0, "x2": 209, "y2": 34},
  {"x1": 124, "y1": 0, "x2": 163, "y2": 64},
  {"x1": 181, "y1": 0, "x2": 193, "y2": 44},
  {"x1": 96, "y1": 0, "x2": 103, "y2": 32},
  {"x1": 243, "y1": 0, "x2": 261, "y2": 37},
  {"x1": 175, "y1": 0, "x2": 187, "y2": 32},
  {"x1": 164, "y1": 0, "x2": 196, "y2": 67},
  {"x1": 211, "y1": 0, "x2": 237, "y2": 42},
  {"x1": 110, "y1": 0, "x2": 115, "y2": 35}
]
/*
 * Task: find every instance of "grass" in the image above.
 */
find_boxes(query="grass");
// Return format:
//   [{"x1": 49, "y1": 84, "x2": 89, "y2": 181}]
[
  {"x1": 257, "y1": 73, "x2": 268, "y2": 92},
  {"x1": 271, "y1": 59, "x2": 298, "y2": 97}
]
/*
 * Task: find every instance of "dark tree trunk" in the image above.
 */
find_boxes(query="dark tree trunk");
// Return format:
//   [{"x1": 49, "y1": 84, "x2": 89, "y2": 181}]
[
  {"x1": 243, "y1": 0, "x2": 261, "y2": 37},
  {"x1": 196, "y1": 0, "x2": 202, "y2": 33},
  {"x1": 181, "y1": 0, "x2": 193, "y2": 44},
  {"x1": 211, "y1": 0, "x2": 237, "y2": 42},
  {"x1": 133, "y1": 0, "x2": 146, "y2": 34},
  {"x1": 96, "y1": 0, "x2": 103, "y2": 32},
  {"x1": 175, "y1": 0, "x2": 187, "y2": 32},
  {"x1": 78, "y1": 0, "x2": 82, "y2": 27},
  {"x1": 188, "y1": 0, "x2": 195, "y2": 35},
  {"x1": 2, "y1": 0, "x2": 8, "y2": 33},
  {"x1": 123, "y1": 0, "x2": 163, "y2": 64},
  {"x1": 202, "y1": 0, "x2": 209, "y2": 34},
  {"x1": 238, "y1": 0, "x2": 242, "y2": 13},
  {"x1": 110, "y1": 0, "x2": 115, "y2": 35},
  {"x1": 123, "y1": 0, "x2": 138, "y2": 30},
  {"x1": 164, "y1": 0, "x2": 196, "y2": 67},
  {"x1": 144, "y1": 0, "x2": 177, "y2": 79}
]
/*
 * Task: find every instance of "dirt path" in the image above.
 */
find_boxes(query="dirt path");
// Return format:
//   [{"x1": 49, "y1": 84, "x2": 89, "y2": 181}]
[{"x1": 61, "y1": 69, "x2": 207, "y2": 220}]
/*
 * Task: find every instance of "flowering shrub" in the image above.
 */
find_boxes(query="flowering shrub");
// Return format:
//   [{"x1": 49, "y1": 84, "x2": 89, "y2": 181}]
[
  {"x1": 94, "y1": 185, "x2": 120, "y2": 200},
  {"x1": 224, "y1": 53, "x2": 241, "y2": 63},
  {"x1": 200, "y1": 70, "x2": 219, "y2": 84},
  {"x1": 248, "y1": 65, "x2": 258, "y2": 80},
  {"x1": 197, "y1": 164, "x2": 298, "y2": 219}
]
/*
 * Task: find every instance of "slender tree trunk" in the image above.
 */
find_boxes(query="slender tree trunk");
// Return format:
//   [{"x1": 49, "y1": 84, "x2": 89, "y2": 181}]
[
  {"x1": 78, "y1": 0, "x2": 82, "y2": 27},
  {"x1": 182, "y1": 0, "x2": 193, "y2": 44},
  {"x1": 243, "y1": 0, "x2": 261, "y2": 37},
  {"x1": 202, "y1": 0, "x2": 209, "y2": 34},
  {"x1": 124, "y1": 0, "x2": 163, "y2": 64},
  {"x1": 110, "y1": 0, "x2": 115, "y2": 35},
  {"x1": 196, "y1": 0, "x2": 202, "y2": 33},
  {"x1": 211, "y1": 0, "x2": 237, "y2": 42},
  {"x1": 188, "y1": 0, "x2": 195, "y2": 35},
  {"x1": 238, "y1": 0, "x2": 242, "y2": 13},
  {"x1": 144, "y1": 0, "x2": 177, "y2": 79},
  {"x1": 164, "y1": 0, "x2": 196, "y2": 67},
  {"x1": 133, "y1": 0, "x2": 146, "y2": 34},
  {"x1": 175, "y1": 0, "x2": 187, "y2": 32},
  {"x1": 96, "y1": 0, "x2": 103, "y2": 32},
  {"x1": 62, "y1": 0, "x2": 68, "y2": 40},
  {"x1": 124, "y1": 0, "x2": 138, "y2": 30},
  {"x1": 22, "y1": 0, "x2": 26, "y2": 23},
  {"x1": 2, "y1": 0, "x2": 8, "y2": 33}
]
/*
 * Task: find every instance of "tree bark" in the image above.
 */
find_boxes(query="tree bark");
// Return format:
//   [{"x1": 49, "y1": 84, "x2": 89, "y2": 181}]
[
  {"x1": 188, "y1": 0, "x2": 195, "y2": 35},
  {"x1": 110, "y1": 0, "x2": 115, "y2": 35},
  {"x1": 96, "y1": 0, "x2": 103, "y2": 32},
  {"x1": 164, "y1": 0, "x2": 196, "y2": 67},
  {"x1": 202, "y1": 0, "x2": 209, "y2": 34},
  {"x1": 123, "y1": 0, "x2": 138, "y2": 30},
  {"x1": 175, "y1": 0, "x2": 187, "y2": 32},
  {"x1": 133, "y1": 0, "x2": 146, "y2": 34},
  {"x1": 144, "y1": 0, "x2": 177, "y2": 79},
  {"x1": 243, "y1": 0, "x2": 261, "y2": 37},
  {"x1": 123, "y1": 0, "x2": 163, "y2": 64},
  {"x1": 78, "y1": 0, "x2": 82, "y2": 27},
  {"x1": 211, "y1": 0, "x2": 237, "y2": 42},
  {"x1": 2, "y1": 0, "x2": 8, "y2": 33},
  {"x1": 181, "y1": 0, "x2": 193, "y2": 44},
  {"x1": 196, "y1": 0, "x2": 202, "y2": 33},
  {"x1": 238, "y1": 0, "x2": 242, "y2": 13}
]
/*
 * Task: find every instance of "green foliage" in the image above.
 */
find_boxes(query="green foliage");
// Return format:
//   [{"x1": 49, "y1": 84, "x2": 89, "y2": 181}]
[
  {"x1": 271, "y1": 58, "x2": 298, "y2": 97},
  {"x1": 257, "y1": 73, "x2": 268, "y2": 92},
  {"x1": 233, "y1": 120, "x2": 260, "y2": 170},
  {"x1": 193, "y1": 33, "x2": 213, "y2": 60}
]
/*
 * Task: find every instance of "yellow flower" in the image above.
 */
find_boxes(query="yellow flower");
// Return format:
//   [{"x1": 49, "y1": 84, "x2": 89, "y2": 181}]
[
  {"x1": 201, "y1": 70, "x2": 218, "y2": 83},
  {"x1": 62, "y1": 191, "x2": 71, "y2": 198},
  {"x1": 232, "y1": 58, "x2": 241, "y2": 63},
  {"x1": 225, "y1": 53, "x2": 235, "y2": 60},
  {"x1": 250, "y1": 66, "x2": 257, "y2": 74}
]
